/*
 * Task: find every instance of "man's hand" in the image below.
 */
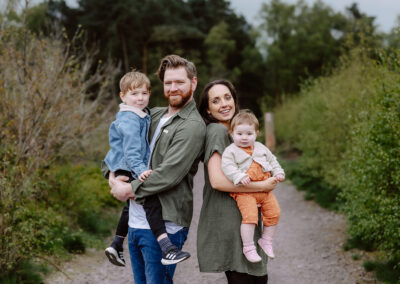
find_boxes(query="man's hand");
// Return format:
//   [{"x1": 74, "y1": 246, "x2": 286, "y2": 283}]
[
  {"x1": 109, "y1": 172, "x2": 134, "y2": 201},
  {"x1": 240, "y1": 175, "x2": 251, "y2": 185},
  {"x1": 275, "y1": 174, "x2": 285, "y2": 182},
  {"x1": 139, "y1": 170, "x2": 152, "y2": 182}
]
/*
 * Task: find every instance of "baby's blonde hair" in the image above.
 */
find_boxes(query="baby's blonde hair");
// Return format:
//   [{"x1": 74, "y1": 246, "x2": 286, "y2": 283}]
[
  {"x1": 120, "y1": 70, "x2": 151, "y2": 94},
  {"x1": 231, "y1": 109, "x2": 259, "y2": 132}
]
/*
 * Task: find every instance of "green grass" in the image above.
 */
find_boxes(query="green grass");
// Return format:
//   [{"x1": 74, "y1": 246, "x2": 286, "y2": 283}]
[{"x1": 363, "y1": 260, "x2": 400, "y2": 283}]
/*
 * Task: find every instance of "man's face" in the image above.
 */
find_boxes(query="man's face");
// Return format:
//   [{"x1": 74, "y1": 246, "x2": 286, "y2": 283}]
[{"x1": 163, "y1": 67, "x2": 197, "y2": 108}]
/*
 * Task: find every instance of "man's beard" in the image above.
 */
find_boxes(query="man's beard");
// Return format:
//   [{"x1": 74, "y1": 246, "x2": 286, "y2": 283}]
[{"x1": 165, "y1": 86, "x2": 192, "y2": 108}]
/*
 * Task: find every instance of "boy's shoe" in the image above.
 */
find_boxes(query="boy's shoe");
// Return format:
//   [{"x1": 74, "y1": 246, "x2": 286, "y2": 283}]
[
  {"x1": 105, "y1": 246, "x2": 125, "y2": 266},
  {"x1": 161, "y1": 248, "x2": 190, "y2": 265}
]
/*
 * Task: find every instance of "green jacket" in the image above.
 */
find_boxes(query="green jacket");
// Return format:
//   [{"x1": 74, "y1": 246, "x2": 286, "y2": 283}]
[{"x1": 132, "y1": 99, "x2": 205, "y2": 227}]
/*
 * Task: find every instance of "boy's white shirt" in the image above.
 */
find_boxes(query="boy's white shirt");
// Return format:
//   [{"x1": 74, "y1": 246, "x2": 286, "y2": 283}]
[
  {"x1": 221, "y1": 141, "x2": 285, "y2": 185},
  {"x1": 128, "y1": 115, "x2": 183, "y2": 233}
]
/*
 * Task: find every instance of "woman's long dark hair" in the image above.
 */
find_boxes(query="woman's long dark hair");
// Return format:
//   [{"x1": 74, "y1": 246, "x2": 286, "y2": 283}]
[{"x1": 198, "y1": 79, "x2": 240, "y2": 125}]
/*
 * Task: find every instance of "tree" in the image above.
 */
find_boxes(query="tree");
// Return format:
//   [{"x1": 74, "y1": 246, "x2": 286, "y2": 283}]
[
  {"x1": 44, "y1": 0, "x2": 266, "y2": 113},
  {"x1": 258, "y1": 0, "x2": 352, "y2": 105},
  {"x1": 204, "y1": 21, "x2": 236, "y2": 79}
]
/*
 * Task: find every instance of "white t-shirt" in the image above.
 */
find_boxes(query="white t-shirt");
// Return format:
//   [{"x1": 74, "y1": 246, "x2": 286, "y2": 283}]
[{"x1": 128, "y1": 115, "x2": 183, "y2": 233}]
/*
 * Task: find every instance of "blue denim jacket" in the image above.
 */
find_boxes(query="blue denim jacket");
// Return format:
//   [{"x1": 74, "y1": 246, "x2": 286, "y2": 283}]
[{"x1": 104, "y1": 104, "x2": 150, "y2": 179}]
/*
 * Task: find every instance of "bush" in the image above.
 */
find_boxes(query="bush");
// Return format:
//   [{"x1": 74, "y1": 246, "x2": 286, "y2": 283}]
[
  {"x1": 0, "y1": 22, "x2": 120, "y2": 277},
  {"x1": 274, "y1": 48, "x2": 400, "y2": 269},
  {"x1": 339, "y1": 54, "x2": 400, "y2": 266}
]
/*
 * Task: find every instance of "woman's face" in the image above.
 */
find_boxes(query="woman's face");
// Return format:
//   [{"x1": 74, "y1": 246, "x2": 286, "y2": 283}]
[{"x1": 207, "y1": 84, "x2": 236, "y2": 124}]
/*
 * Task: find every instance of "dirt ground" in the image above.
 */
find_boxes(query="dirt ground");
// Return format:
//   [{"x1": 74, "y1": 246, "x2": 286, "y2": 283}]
[{"x1": 45, "y1": 166, "x2": 377, "y2": 284}]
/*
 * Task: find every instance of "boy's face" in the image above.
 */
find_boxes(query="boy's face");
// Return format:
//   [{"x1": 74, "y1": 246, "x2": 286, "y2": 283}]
[
  {"x1": 232, "y1": 123, "x2": 258, "y2": 148},
  {"x1": 120, "y1": 85, "x2": 150, "y2": 110}
]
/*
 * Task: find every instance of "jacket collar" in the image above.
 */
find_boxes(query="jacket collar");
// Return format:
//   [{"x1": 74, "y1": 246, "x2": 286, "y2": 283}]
[
  {"x1": 176, "y1": 99, "x2": 196, "y2": 119},
  {"x1": 119, "y1": 103, "x2": 149, "y2": 118},
  {"x1": 232, "y1": 142, "x2": 263, "y2": 157}
]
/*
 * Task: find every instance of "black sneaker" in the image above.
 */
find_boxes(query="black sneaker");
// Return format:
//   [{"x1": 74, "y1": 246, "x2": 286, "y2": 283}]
[
  {"x1": 105, "y1": 246, "x2": 125, "y2": 267},
  {"x1": 161, "y1": 248, "x2": 190, "y2": 265}
]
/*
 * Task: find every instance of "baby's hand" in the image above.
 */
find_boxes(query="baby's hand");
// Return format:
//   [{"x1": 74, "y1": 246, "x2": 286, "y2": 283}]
[
  {"x1": 240, "y1": 176, "x2": 251, "y2": 185},
  {"x1": 139, "y1": 170, "x2": 152, "y2": 182},
  {"x1": 275, "y1": 174, "x2": 285, "y2": 182}
]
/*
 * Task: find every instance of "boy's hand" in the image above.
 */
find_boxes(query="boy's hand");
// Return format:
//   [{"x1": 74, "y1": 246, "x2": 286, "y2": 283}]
[
  {"x1": 139, "y1": 170, "x2": 152, "y2": 182},
  {"x1": 275, "y1": 174, "x2": 285, "y2": 182},
  {"x1": 240, "y1": 175, "x2": 251, "y2": 185}
]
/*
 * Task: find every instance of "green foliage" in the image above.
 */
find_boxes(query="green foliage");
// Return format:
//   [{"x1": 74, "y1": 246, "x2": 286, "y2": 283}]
[
  {"x1": 46, "y1": 163, "x2": 120, "y2": 235},
  {"x1": 204, "y1": 21, "x2": 236, "y2": 79},
  {"x1": 0, "y1": 260, "x2": 48, "y2": 284},
  {"x1": 0, "y1": 22, "x2": 120, "y2": 279},
  {"x1": 258, "y1": 0, "x2": 349, "y2": 103},
  {"x1": 280, "y1": 160, "x2": 340, "y2": 210},
  {"x1": 257, "y1": 0, "x2": 382, "y2": 107},
  {"x1": 363, "y1": 260, "x2": 400, "y2": 283},
  {"x1": 275, "y1": 48, "x2": 400, "y2": 269},
  {"x1": 339, "y1": 53, "x2": 400, "y2": 265},
  {"x1": 46, "y1": 0, "x2": 265, "y2": 115}
]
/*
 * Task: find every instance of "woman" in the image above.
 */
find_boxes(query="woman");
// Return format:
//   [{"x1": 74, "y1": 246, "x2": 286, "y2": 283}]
[{"x1": 197, "y1": 79, "x2": 278, "y2": 283}]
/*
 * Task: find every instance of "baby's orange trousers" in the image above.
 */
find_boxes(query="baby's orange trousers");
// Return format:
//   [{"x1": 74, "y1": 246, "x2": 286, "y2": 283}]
[{"x1": 230, "y1": 192, "x2": 280, "y2": 226}]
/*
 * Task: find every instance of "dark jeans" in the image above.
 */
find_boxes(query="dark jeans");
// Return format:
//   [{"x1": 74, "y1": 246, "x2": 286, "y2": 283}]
[
  {"x1": 225, "y1": 271, "x2": 268, "y2": 284},
  {"x1": 114, "y1": 170, "x2": 166, "y2": 240},
  {"x1": 128, "y1": 227, "x2": 189, "y2": 284}
]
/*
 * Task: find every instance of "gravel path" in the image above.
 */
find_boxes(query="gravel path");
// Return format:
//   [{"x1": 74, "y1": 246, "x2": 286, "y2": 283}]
[{"x1": 45, "y1": 165, "x2": 372, "y2": 284}]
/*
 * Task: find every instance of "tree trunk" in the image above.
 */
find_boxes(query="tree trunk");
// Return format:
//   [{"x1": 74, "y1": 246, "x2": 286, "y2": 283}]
[
  {"x1": 120, "y1": 31, "x2": 129, "y2": 72},
  {"x1": 142, "y1": 39, "x2": 150, "y2": 74}
]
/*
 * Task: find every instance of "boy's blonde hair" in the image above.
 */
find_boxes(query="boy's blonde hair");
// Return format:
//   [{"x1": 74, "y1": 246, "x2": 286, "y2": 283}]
[
  {"x1": 120, "y1": 70, "x2": 151, "y2": 94},
  {"x1": 231, "y1": 109, "x2": 259, "y2": 132}
]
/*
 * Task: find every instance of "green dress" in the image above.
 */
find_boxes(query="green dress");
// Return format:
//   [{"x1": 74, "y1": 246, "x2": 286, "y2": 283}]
[{"x1": 197, "y1": 123, "x2": 268, "y2": 276}]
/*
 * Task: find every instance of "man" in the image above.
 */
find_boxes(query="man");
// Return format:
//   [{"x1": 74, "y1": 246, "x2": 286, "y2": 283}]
[{"x1": 107, "y1": 54, "x2": 206, "y2": 284}]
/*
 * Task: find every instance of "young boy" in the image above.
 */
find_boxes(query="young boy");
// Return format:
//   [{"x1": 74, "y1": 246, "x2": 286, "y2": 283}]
[
  {"x1": 221, "y1": 110, "x2": 285, "y2": 263},
  {"x1": 104, "y1": 71, "x2": 190, "y2": 266}
]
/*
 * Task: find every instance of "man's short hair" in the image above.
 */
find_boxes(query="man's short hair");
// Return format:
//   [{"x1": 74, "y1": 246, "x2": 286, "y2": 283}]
[
  {"x1": 120, "y1": 70, "x2": 151, "y2": 94},
  {"x1": 231, "y1": 109, "x2": 259, "y2": 132},
  {"x1": 157, "y1": 55, "x2": 197, "y2": 82}
]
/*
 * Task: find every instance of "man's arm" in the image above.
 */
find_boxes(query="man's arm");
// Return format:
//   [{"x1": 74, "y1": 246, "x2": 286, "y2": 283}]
[{"x1": 132, "y1": 119, "x2": 206, "y2": 201}]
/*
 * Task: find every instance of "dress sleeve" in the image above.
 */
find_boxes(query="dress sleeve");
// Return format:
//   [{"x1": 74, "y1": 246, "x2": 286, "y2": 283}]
[{"x1": 203, "y1": 123, "x2": 232, "y2": 165}]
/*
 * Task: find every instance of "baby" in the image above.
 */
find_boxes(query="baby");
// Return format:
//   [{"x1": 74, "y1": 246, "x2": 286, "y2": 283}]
[{"x1": 222, "y1": 109, "x2": 285, "y2": 262}]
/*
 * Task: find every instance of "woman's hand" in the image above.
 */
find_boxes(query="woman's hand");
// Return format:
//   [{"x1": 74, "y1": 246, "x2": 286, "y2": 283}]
[
  {"x1": 208, "y1": 152, "x2": 278, "y2": 193},
  {"x1": 263, "y1": 177, "x2": 278, "y2": 191}
]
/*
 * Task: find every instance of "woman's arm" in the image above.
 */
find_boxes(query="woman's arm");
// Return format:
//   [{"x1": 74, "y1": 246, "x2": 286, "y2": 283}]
[{"x1": 208, "y1": 152, "x2": 278, "y2": 193}]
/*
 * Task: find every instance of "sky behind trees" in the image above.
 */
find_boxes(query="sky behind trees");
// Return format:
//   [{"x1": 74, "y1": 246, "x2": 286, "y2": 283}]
[
  {"x1": 25, "y1": 0, "x2": 400, "y2": 32},
  {"x1": 230, "y1": 0, "x2": 399, "y2": 32}
]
